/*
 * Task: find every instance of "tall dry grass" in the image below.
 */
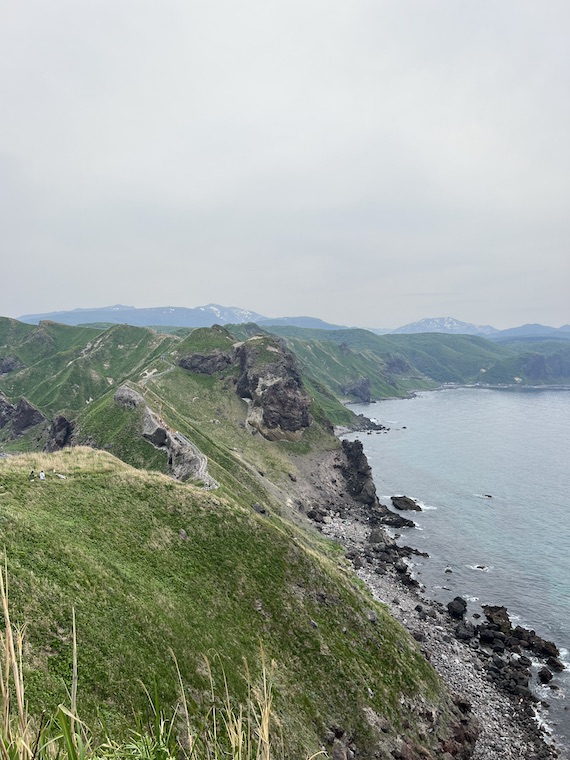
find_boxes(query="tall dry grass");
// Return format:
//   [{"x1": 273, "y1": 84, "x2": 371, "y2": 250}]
[{"x1": 0, "y1": 561, "x2": 325, "y2": 760}]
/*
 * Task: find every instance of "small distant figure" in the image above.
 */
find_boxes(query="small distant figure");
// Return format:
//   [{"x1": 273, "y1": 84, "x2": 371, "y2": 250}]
[
  {"x1": 39, "y1": 470, "x2": 45, "y2": 481},
  {"x1": 29, "y1": 470, "x2": 35, "y2": 481}
]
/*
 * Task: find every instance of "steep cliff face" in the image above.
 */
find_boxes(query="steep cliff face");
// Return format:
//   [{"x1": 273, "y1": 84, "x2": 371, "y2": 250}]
[
  {"x1": 0, "y1": 393, "x2": 46, "y2": 437},
  {"x1": 178, "y1": 333, "x2": 313, "y2": 442},
  {"x1": 234, "y1": 340, "x2": 312, "y2": 440},
  {"x1": 339, "y1": 439, "x2": 378, "y2": 506},
  {"x1": 178, "y1": 349, "x2": 234, "y2": 374},
  {"x1": 341, "y1": 377, "x2": 372, "y2": 402},
  {"x1": 45, "y1": 415, "x2": 75, "y2": 451},
  {"x1": 0, "y1": 393, "x2": 13, "y2": 428}
]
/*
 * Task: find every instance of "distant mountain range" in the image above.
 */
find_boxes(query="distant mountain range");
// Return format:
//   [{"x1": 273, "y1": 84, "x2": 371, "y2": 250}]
[
  {"x1": 390, "y1": 317, "x2": 497, "y2": 336},
  {"x1": 18, "y1": 304, "x2": 266, "y2": 328},
  {"x1": 17, "y1": 304, "x2": 351, "y2": 330},
  {"x1": 488, "y1": 323, "x2": 570, "y2": 340},
  {"x1": 17, "y1": 305, "x2": 569, "y2": 339}
]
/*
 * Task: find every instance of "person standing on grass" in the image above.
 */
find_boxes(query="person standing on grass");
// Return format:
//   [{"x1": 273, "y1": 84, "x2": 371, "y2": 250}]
[
  {"x1": 39, "y1": 470, "x2": 45, "y2": 481},
  {"x1": 29, "y1": 470, "x2": 35, "y2": 481}
]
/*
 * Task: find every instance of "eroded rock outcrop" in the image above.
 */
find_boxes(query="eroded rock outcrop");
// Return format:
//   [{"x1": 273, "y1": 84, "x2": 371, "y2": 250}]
[
  {"x1": 178, "y1": 350, "x2": 234, "y2": 375},
  {"x1": 0, "y1": 356, "x2": 24, "y2": 374},
  {"x1": 0, "y1": 393, "x2": 14, "y2": 428},
  {"x1": 0, "y1": 394, "x2": 46, "y2": 437},
  {"x1": 328, "y1": 440, "x2": 411, "y2": 529},
  {"x1": 13, "y1": 398, "x2": 46, "y2": 436},
  {"x1": 114, "y1": 384, "x2": 145, "y2": 408},
  {"x1": 339, "y1": 439, "x2": 378, "y2": 506},
  {"x1": 45, "y1": 415, "x2": 75, "y2": 451},
  {"x1": 341, "y1": 377, "x2": 372, "y2": 403},
  {"x1": 177, "y1": 335, "x2": 313, "y2": 442},
  {"x1": 114, "y1": 384, "x2": 211, "y2": 483},
  {"x1": 235, "y1": 341, "x2": 312, "y2": 441}
]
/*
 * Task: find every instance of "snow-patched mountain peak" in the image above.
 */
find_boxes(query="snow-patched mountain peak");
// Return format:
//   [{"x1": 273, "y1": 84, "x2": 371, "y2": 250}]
[{"x1": 391, "y1": 317, "x2": 498, "y2": 335}]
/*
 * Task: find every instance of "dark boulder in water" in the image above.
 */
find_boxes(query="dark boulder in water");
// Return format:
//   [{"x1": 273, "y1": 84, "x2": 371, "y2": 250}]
[
  {"x1": 538, "y1": 667, "x2": 554, "y2": 684},
  {"x1": 447, "y1": 597, "x2": 468, "y2": 619},
  {"x1": 380, "y1": 509, "x2": 416, "y2": 529},
  {"x1": 391, "y1": 495, "x2": 422, "y2": 511},
  {"x1": 482, "y1": 605, "x2": 512, "y2": 635}
]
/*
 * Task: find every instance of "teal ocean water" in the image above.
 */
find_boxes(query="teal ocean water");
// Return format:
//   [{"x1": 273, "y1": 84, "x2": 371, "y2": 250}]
[{"x1": 344, "y1": 388, "x2": 570, "y2": 750}]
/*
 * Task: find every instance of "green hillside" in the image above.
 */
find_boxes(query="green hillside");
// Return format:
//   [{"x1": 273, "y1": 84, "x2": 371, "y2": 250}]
[
  {"x1": 281, "y1": 336, "x2": 433, "y2": 400},
  {"x1": 263, "y1": 325, "x2": 509, "y2": 390},
  {"x1": 0, "y1": 320, "x2": 177, "y2": 417},
  {"x1": 0, "y1": 448, "x2": 458, "y2": 757},
  {"x1": 477, "y1": 344, "x2": 570, "y2": 385},
  {"x1": 263, "y1": 325, "x2": 570, "y2": 392},
  {"x1": 0, "y1": 318, "x2": 484, "y2": 756}
]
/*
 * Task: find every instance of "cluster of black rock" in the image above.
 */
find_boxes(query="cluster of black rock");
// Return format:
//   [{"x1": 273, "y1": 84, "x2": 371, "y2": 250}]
[
  {"x1": 447, "y1": 598, "x2": 564, "y2": 707},
  {"x1": 345, "y1": 528, "x2": 428, "y2": 589}
]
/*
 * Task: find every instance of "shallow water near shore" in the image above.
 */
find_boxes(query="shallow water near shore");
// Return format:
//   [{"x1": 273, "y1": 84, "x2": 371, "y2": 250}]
[{"x1": 344, "y1": 387, "x2": 570, "y2": 753}]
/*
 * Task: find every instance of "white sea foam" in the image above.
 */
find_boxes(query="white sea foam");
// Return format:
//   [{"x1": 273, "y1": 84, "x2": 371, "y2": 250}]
[{"x1": 466, "y1": 564, "x2": 492, "y2": 572}]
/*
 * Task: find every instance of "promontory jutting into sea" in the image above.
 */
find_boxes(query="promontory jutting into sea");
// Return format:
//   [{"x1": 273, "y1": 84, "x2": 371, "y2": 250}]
[{"x1": 345, "y1": 386, "x2": 570, "y2": 750}]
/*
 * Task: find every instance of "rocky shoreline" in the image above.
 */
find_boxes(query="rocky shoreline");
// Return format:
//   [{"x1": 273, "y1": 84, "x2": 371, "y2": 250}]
[
  {"x1": 318, "y1": 513, "x2": 564, "y2": 759},
  {"x1": 295, "y1": 438, "x2": 566, "y2": 760}
]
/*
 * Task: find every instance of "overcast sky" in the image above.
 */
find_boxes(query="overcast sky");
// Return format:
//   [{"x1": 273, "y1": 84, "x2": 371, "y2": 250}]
[{"x1": 1, "y1": 1, "x2": 569, "y2": 329}]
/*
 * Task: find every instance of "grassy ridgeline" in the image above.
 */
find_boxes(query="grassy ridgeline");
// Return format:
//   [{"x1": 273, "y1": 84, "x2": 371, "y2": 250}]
[{"x1": 0, "y1": 448, "x2": 451, "y2": 756}]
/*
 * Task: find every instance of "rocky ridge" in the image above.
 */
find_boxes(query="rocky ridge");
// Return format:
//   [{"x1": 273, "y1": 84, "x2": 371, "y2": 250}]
[
  {"x1": 113, "y1": 384, "x2": 217, "y2": 484},
  {"x1": 178, "y1": 335, "x2": 313, "y2": 441}
]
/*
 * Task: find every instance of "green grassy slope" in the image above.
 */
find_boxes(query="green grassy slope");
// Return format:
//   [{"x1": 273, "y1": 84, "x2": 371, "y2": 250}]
[
  {"x1": 0, "y1": 317, "x2": 37, "y2": 347},
  {"x1": 284, "y1": 337, "x2": 433, "y2": 400},
  {"x1": 264, "y1": 325, "x2": 570, "y2": 390},
  {"x1": 385, "y1": 333, "x2": 512, "y2": 383},
  {"x1": 177, "y1": 324, "x2": 237, "y2": 353},
  {"x1": 123, "y1": 356, "x2": 338, "y2": 494},
  {"x1": 477, "y1": 344, "x2": 570, "y2": 385},
  {"x1": 0, "y1": 449, "x2": 454, "y2": 756},
  {"x1": 0, "y1": 322, "x2": 177, "y2": 416},
  {"x1": 0, "y1": 318, "x2": 103, "y2": 363},
  {"x1": 76, "y1": 392, "x2": 170, "y2": 473}
]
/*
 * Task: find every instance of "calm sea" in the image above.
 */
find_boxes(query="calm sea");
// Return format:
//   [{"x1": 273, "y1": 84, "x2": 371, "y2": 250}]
[{"x1": 343, "y1": 387, "x2": 570, "y2": 751}]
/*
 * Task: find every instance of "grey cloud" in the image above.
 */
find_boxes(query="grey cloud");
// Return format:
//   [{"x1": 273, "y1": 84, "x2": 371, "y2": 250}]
[{"x1": 1, "y1": 1, "x2": 569, "y2": 328}]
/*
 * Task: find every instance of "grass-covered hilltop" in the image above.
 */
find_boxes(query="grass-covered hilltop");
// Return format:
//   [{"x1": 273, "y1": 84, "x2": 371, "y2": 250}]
[{"x1": 0, "y1": 315, "x2": 568, "y2": 758}]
